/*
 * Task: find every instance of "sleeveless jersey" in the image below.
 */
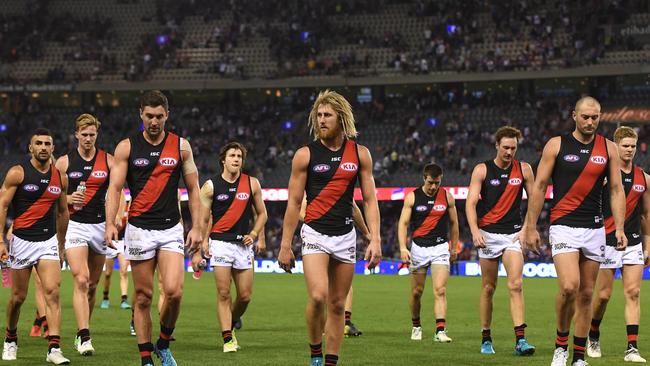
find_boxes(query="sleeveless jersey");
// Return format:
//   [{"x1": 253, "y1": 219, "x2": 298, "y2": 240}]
[
  {"x1": 210, "y1": 173, "x2": 253, "y2": 243},
  {"x1": 551, "y1": 134, "x2": 609, "y2": 228},
  {"x1": 66, "y1": 148, "x2": 109, "y2": 223},
  {"x1": 127, "y1": 132, "x2": 182, "y2": 230},
  {"x1": 304, "y1": 139, "x2": 359, "y2": 236},
  {"x1": 410, "y1": 187, "x2": 449, "y2": 247},
  {"x1": 603, "y1": 166, "x2": 646, "y2": 246},
  {"x1": 477, "y1": 159, "x2": 525, "y2": 234},
  {"x1": 12, "y1": 162, "x2": 63, "y2": 241}
]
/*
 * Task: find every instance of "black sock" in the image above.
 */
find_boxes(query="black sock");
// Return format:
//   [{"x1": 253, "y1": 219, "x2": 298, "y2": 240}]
[
  {"x1": 310, "y1": 342, "x2": 323, "y2": 359},
  {"x1": 33, "y1": 314, "x2": 43, "y2": 327},
  {"x1": 572, "y1": 336, "x2": 587, "y2": 363},
  {"x1": 412, "y1": 317, "x2": 421, "y2": 328},
  {"x1": 5, "y1": 328, "x2": 17, "y2": 344},
  {"x1": 47, "y1": 335, "x2": 61, "y2": 352},
  {"x1": 222, "y1": 330, "x2": 233, "y2": 343},
  {"x1": 77, "y1": 328, "x2": 91, "y2": 343},
  {"x1": 481, "y1": 328, "x2": 492, "y2": 343},
  {"x1": 435, "y1": 318, "x2": 446, "y2": 333},
  {"x1": 627, "y1": 324, "x2": 639, "y2": 350},
  {"x1": 344, "y1": 311, "x2": 352, "y2": 326},
  {"x1": 324, "y1": 354, "x2": 338, "y2": 366},
  {"x1": 156, "y1": 324, "x2": 174, "y2": 350},
  {"x1": 138, "y1": 342, "x2": 154, "y2": 366},
  {"x1": 103, "y1": 290, "x2": 109, "y2": 301},
  {"x1": 589, "y1": 318, "x2": 602, "y2": 340},
  {"x1": 514, "y1": 323, "x2": 526, "y2": 341},
  {"x1": 121, "y1": 295, "x2": 128, "y2": 302},
  {"x1": 555, "y1": 329, "x2": 569, "y2": 351}
]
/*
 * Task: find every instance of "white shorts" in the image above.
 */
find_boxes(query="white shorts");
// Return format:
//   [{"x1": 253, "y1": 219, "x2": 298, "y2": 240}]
[
  {"x1": 124, "y1": 223, "x2": 184, "y2": 261},
  {"x1": 209, "y1": 239, "x2": 254, "y2": 270},
  {"x1": 300, "y1": 224, "x2": 356, "y2": 264},
  {"x1": 65, "y1": 221, "x2": 107, "y2": 255},
  {"x1": 600, "y1": 243, "x2": 645, "y2": 269},
  {"x1": 549, "y1": 225, "x2": 606, "y2": 263},
  {"x1": 410, "y1": 242, "x2": 450, "y2": 272},
  {"x1": 105, "y1": 239, "x2": 125, "y2": 259},
  {"x1": 478, "y1": 229, "x2": 522, "y2": 259},
  {"x1": 9, "y1": 235, "x2": 59, "y2": 270}
]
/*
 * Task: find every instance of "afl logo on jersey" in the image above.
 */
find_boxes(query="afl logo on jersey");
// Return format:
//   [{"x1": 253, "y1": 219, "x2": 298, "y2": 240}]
[
  {"x1": 508, "y1": 178, "x2": 522, "y2": 185},
  {"x1": 236, "y1": 192, "x2": 250, "y2": 200},
  {"x1": 133, "y1": 158, "x2": 149, "y2": 167},
  {"x1": 47, "y1": 186, "x2": 61, "y2": 195},
  {"x1": 216, "y1": 194, "x2": 229, "y2": 201},
  {"x1": 633, "y1": 184, "x2": 646, "y2": 192},
  {"x1": 415, "y1": 205, "x2": 428, "y2": 212},
  {"x1": 68, "y1": 171, "x2": 83, "y2": 179},
  {"x1": 313, "y1": 164, "x2": 330, "y2": 173},
  {"x1": 590, "y1": 156, "x2": 607, "y2": 165},
  {"x1": 23, "y1": 184, "x2": 39, "y2": 192},
  {"x1": 489, "y1": 179, "x2": 500, "y2": 186},
  {"x1": 340, "y1": 162, "x2": 358, "y2": 172},
  {"x1": 433, "y1": 204, "x2": 446, "y2": 212},
  {"x1": 159, "y1": 158, "x2": 178, "y2": 167},
  {"x1": 563, "y1": 154, "x2": 580, "y2": 162},
  {"x1": 91, "y1": 170, "x2": 108, "y2": 179}
]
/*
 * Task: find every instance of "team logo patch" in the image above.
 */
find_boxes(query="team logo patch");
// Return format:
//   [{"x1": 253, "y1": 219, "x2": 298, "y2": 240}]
[
  {"x1": 313, "y1": 164, "x2": 330, "y2": 173},
  {"x1": 216, "y1": 194, "x2": 229, "y2": 201},
  {"x1": 433, "y1": 204, "x2": 446, "y2": 212},
  {"x1": 633, "y1": 184, "x2": 645, "y2": 192},
  {"x1": 563, "y1": 154, "x2": 580, "y2": 162},
  {"x1": 236, "y1": 192, "x2": 250, "y2": 200},
  {"x1": 489, "y1": 179, "x2": 500, "y2": 186},
  {"x1": 133, "y1": 158, "x2": 149, "y2": 167},
  {"x1": 23, "y1": 184, "x2": 39, "y2": 192},
  {"x1": 508, "y1": 178, "x2": 522, "y2": 185},
  {"x1": 590, "y1": 155, "x2": 607, "y2": 165},
  {"x1": 91, "y1": 170, "x2": 108, "y2": 179},
  {"x1": 340, "y1": 162, "x2": 358, "y2": 172},
  {"x1": 159, "y1": 157, "x2": 178, "y2": 167},
  {"x1": 47, "y1": 186, "x2": 61, "y2": 195},
  {"x1": 415, "y1": 205, "x2": 428, "y2": 212},
  {"x1": 68, "y1": 171, "x2": 83, "y2": 179}
]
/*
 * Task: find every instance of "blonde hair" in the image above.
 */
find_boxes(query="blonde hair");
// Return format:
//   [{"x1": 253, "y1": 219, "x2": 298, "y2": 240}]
[
  {"x1": 75, "y1": 113, "x2": 101, "y2": 131},
  {"x1": 614, "y1": 126, "x2": 638, "y2": 143},
  {"x1": 308, "y1": 90, "x2": 357, "y2": 140}
]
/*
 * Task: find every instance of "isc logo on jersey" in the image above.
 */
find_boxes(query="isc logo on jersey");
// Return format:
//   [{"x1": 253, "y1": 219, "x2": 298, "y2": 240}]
[
  {"x1": 489, "y1": 179, "x2": 500, "y2": 186},
  {"x1": 340, "y1": 162, "x2": 358, "y2": 172},
  {"x1": 216, "y1": 194, "x2": 229, "y2": 201},
  {"x1": 590, "y1": 156, "x2": 607, "y2": 165},
  {"x1": 564, "y1": 154, "x2": 580, "y2": 162},
  {"x1": 159, "y1": 158, "x2": 177, "y2": 167},
  {"x1": 313, "y1": 164, "x2": 330, "y2": 173},
  {"x1": 236, "y1": 192, "x2": 250, "y2": 200},
  {"x1": 433, "y1": 204, "x2": 446, "y2": 212},
  {"x1": 508, "y1": 178, "x2": 522, "y2": 185},
  {"x1": 68, "y1": 171, "x2": 83, "y2": 179},
  {"x1": 23, "y1": 184, "x2": 39, "y2": 192},
  {"x1": 47, "y1": 186, "x2": 61, "y2": 195},
  {"x1": 633, "y1": 184, "x2": 646, "y2": 192},
  {"x1": 133, "y1": 158, "x2": 149, "y2": 167},
  {"x1": 415, "y1": 205, "x2": 428, "y2": 212},
  {"x1": 91, "y1": 170, "x2": 108, "y2": 179}
]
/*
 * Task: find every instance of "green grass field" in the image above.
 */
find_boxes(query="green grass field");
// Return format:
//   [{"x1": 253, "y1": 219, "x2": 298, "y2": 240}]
[{"x1": 2, "y1": 273, "x2": 648, "y2": 365}]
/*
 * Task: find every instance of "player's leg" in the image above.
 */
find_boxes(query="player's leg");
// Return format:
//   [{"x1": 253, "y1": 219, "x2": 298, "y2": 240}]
[
  {"x1": 570, "y1": 254, "x2": 600, "y2": 364},
  {"x1": 587, "y1": 268, "x2": 614, "y2": 357},
  {"x1": 3, "y1": 267, "x2": 30, "y2": 361},
  {"x1": 621, "y1": 263, "x2": 645, "y2": 362},
  {"x1": 479, "y1": 257, "x2": 498, "y2": 353},
  {"x1": 409, "y1": 269, "x2": 427, "y2": 340},
  {"x1": 66, "y1": 246, "x2": 93, "y2": 349},
  {"x1": 155, "y1": 250, "x2": 184, "y2": 362},
  {"x1": 303, "y1": 253, "x2": 330, "y2": 364},
  {"x1": 324, "y1": 259, "x2": 355, "y2": 365},
  {"x1": 30, "y1": 268, "x2": 48, "y2": 337},
  {"x1": 36, "y1": 259, "x2": 69, "y2": 363},
  {"x1": 157, "y1": 270, "x2": 164, "y2": 316},
  {"x1": 231, "y1": 268, "x2": 253, "y2": 327},
  {"x1": 552, "y1": 251, "x2": 580, "y2": 364},
  {"x1": 214, "y1": 266, "x2": 236, "y2": 351},
  {"x1": 431, "y1": 264, "x2": 451, "y2": 342},
  {"x1": 130, "y1": 258, "x2": 156, "y2": 365},
  {"x1": 343, "y1": 286, "x2": 362, "y2": 337},
  {"x1": 502, "y1": 250, "x2": 534, "y2": 355},
  {"x1": 101, "y1": 257, "x2": 115, "y2": 309},
  {"x1": 118, "y1": 254, "x2": 131, "y2": 308}
]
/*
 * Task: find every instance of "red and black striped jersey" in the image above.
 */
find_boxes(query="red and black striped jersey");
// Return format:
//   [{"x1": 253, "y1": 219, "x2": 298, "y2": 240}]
[
  {"x1": 477, "y1": 159, "x2": 524, "y2": 234},
  {"x1": 210, "y1": 173, "x2": 253, "y2": 243},
  {"x1": 66, "y1": 148, "x2": 109, "y2": 223},
  {"x1": 12, "y1": 162, "x2": 62, "y2": 241},
  {"x1": 127, "y1": 132, "x2": 182, "y2": 230},
  {"x1": 304, "y1": 139, "x2": 359, "y2": 236},
  {"x1": 551, "y1": 134, "x2": 609, "y2": 228},
  {"x1": 410, "y1": 187, "x2": 449, "y2": 247},
  {"x1": 603, "y1": 165, "x2": 646, "y2": 246}
]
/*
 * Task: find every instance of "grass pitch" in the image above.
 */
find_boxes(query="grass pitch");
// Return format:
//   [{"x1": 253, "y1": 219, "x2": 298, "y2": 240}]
[{"x1": 1, "y1": 273, "x2": 647, "y2": 365}]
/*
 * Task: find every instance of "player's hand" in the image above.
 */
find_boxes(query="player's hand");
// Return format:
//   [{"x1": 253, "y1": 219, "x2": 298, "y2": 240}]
[
  {"x1": 115, "y1": 218, "x2": 124, "y2": 232},
  {"x1": 255, "y1": 239, "x2": 266, "y2": 255},
  {"x1": 69, "y1": 191, "x2": 85, "y2": 207},
  {"x1": 0, "y1": 243, "x2": 8, "y2": 262},
  {"x1": 190, "y1": 250, "x2": 203, "y2": 272},
  {"x1": 242, "y1": 233, "x2": 256, "y2": 246},
  {"x1": 278, "y1": 246, "x2": 295, "y2": 273},
  {"x1": 185, "y1": 226, "x2": 203, "y2": 255},
  {"x1": 106, "y1": 240, "x2": 117, "y2": 250},
  {"x1": 471, "y1": 230, "x2": 486, "y2": 249},
  {"x1": 449, "y1": 248, "x2": 458, "y2": 262},
  {"x1": 104, "y1": 223, "x2": 119, "y2": 248},
  {"x1": 615, "y1": 229, "x2": 628, "y2": 251},
  {"x1": 520, "y1": 227, "x2": 541, "y2": 253},
  {"x1": 644, "y1": 249, "x2": 650, "y2": 267},
  {"x1": 399, "y1": 248, "x2": 411, "y2": 264},
  {"x1": 364, "y1": 239, "x2": 382, "y2": 270}
]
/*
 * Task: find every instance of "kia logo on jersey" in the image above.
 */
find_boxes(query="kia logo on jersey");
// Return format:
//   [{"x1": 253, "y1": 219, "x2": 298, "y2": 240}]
[
  {"x1": 23, "y1": 184, "x2": 39, "y2": 192},
  {"x1": 68, "y1": 171, "x2": 83, "y2": 179},
  {"x1": 508, "y1": 178, "x2": 522, "y2": 185},
  {"x1": 133, "y1": 158, "x2": 149, "y2": 167},
  {"x1": 159, "y1": 157, "x2": 178, "y2": 167},
  {"x1": 312, "y1": 164, "x2": 330, "y2": 173},
  {"x1": 433, "y1": 204, "x2": 446, "y2": 212},
  {"x1": 91, "y1": 170, "x2": 108, "y2": 179},
  {"x1": 415, "y1": 205, "x2": 428, "y2": 212},
  {"x1": 563, "y1": 154, "x2": 580, "y2": 162},
  {"x1": 236, "y1": 192, "x2": 250, "y2": 200},
  {"x1": 216, "y1": 194, "x2": 229, "y2": 201},
  {"x1": 340, "y1": 162, "x2": 358, "y2": 172},
  {"x1": 489, "y1": 179, "x2": 500, "y2": 186},
  {"x1": 47, "y1": 186, "x2": 61, "y2": 195},
  {"x1": 633, "y1": 184, "x2": 646, "y2": 192},
  {"x1": 590, "y1": 156, "x2": 607, "y2": 165}
]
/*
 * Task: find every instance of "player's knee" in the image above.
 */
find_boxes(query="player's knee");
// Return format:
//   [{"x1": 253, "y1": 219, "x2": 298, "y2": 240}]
[
  {"x1": 74, "y1": 274, "x2": 90, "y2": 292},
  {"x1": 482, "y1": 283, "x2": 496, "y2": 297},
  {"x1": 434, "y1": 286, "x2": 446, "y2": 298},
  {"x1": 411, "y1": 286, "x2": 424, "y2": 299},
  {"x1": 328, "y1": 299, "x2": 346, "y2": 316},
  {"x1": 10, "y1": 291, "x2": 27, "y2": 306},
  {"x1": 507, "y1": 279, "x2": 522, "y2": 294},
  {"x1": 624, "y1": 286, "x2": 640, "y2": 302},
  {"x1": 576, "y1": 288, "x2": 593, "y2": 306},
  {"x1": 163, "y1": 288, "x2": 183, "y2": 304},
  {"x1": 42, "y1": 286, "x2": 60, "y2": 305},
  {"x1": 559, "y1": 283, "x2": 579, "y2": 299},
  {"x1": 308, "y1": 292, "x2": 327, "y2": 308},
  {"x1": 218, "y1": 288, "x2": 232, "y2": 302},
  {"x1": 597, "y1": 288, "x2": 612, "y2": 302},
  {"x1": 135, "y1": 289, "x2": 153, "y2": 307},
  {"x1": 87, "y1": 281, "x2": 98, "y2": 296},
  {"x1": 237, "y1": 291, "x2": 252, "y2": 304}
]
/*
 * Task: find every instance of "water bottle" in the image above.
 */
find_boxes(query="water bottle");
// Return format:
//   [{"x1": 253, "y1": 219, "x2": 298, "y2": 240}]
[
  {"x1": 192, "y1": 258, "x2": 207, "y2": 280},
  {"x1": 73, "y1": 181, "x2": 86, "y2": 211},
  {"x1": 1, "y1": 259, "x2": 10, "y2": 288}
]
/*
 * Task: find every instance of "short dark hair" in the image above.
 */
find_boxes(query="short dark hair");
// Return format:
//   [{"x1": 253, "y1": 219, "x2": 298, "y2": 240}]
[
  {"x1": 219, "y1": 141, "x2": 247, "y2": 171},
  {"x1": 33, "y1": 127, "x2": 53, "y2": 138},
  {"x1": 494, "y1": 126, "x2": 522, "y2": 144},
  {"x1": 140, "y1": 90, "x2": 169, "y2": 112},
  {"x1": 423, "y1": 163, "x2": 443, "y2": 179}
]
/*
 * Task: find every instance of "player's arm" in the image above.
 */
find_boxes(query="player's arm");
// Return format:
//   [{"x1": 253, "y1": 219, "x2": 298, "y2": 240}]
[
  {"x1": 0, "y1": 166, "x2": 23, "y2": 258},
  {"x1": 105, "y1": 139, "x2": 129, "y2": 244},
  {"x1": 55, "y1": 154, "x2": 78, "y2": 207},
  {"x1": 641, "y1": 172, "x2": 650, "y2": 265},
  {"x1": 606, "y1": 139, "x2": 628, "y2": 250},
  {"x1": 195, "y1": 179, "x2": 213, "y2": 266},
  {"x1": 107, "y1": 153, "x2": 126, "y2": 229},
  {"x1": 180, "y1": 138, "x2": 202, "y2": 250},
  {"x1": 56, "y1": 172, "x2": 70, "y2": 257},
  {"x1": 299, "y1": 193, "x2": 307, "y2": 222},
  {"x1": 397, "y1": 191, "x2": 414, "y2": 263},
  {"x1": 447, "y1": 191, "x2": 460, "y2": 261},
  {"x1": 520, "y1": 162, "x2": 536, "y2": 228},
  {"x1": 465, "y1": 163, "x2": 486, "y2": 248},
  {"x1": 244, "y1": 177, "x2": 267, "y2": 246},
  {"x1": 279, "y1": 146, "x2": 309, "y2": 272},
  {"x1": 252, "y1": 204, "x2": 267, "y2": 254},
  {"x1": 352, "y1": 200, "x2": 371, "y2": 243},
  {"x1": 357, "y1": 145, "x2": 381, "y2": 268}
]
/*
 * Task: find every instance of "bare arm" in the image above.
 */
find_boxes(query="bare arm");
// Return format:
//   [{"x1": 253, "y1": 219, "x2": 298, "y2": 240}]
[
  {"x1": 397, "y1": 192, "x2": 414, "y2": 253},
  {"x1": 244, "y1": 177, "x2": 267, "y2": 245},
  {"x1": 447, "y1": 191, "x2": 459, "y2": 251},
  {"x1": 278, "y1": 147, "x2": 309, "y2": 272},
  {"x1": 105, "y1": 139, "x2": 129, "y2": 244},
  {"x1": 465, "y1": 163, "x2": 486, "y2": 248},
  {"x1": 606, "y1": 139, "x2": 628, "y2": 250},
  {"x1": 181, "y1": 141, "x2": 203, "y2": 250},
  {"x1": 0, "y1": 166, "x2": 23, "y2": 243},
  {"x1": 352, "y1": 200, "x2": 370, "y2": 240},
  {"x1": 520, "y1": 162, "x2": 535, "y2": 228},
  {"x1": 198, "y1": 179, "x2": 214, "y2": 254},
  {"x1": 641, "y1": 172, "x2": 650, "y2": 263},
  {"x1": 357, "y1": 145, "x2": 381, "y2": 267},
  {"x1": 56, "y1": 173, "x2": 70, "y2": 255}
]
